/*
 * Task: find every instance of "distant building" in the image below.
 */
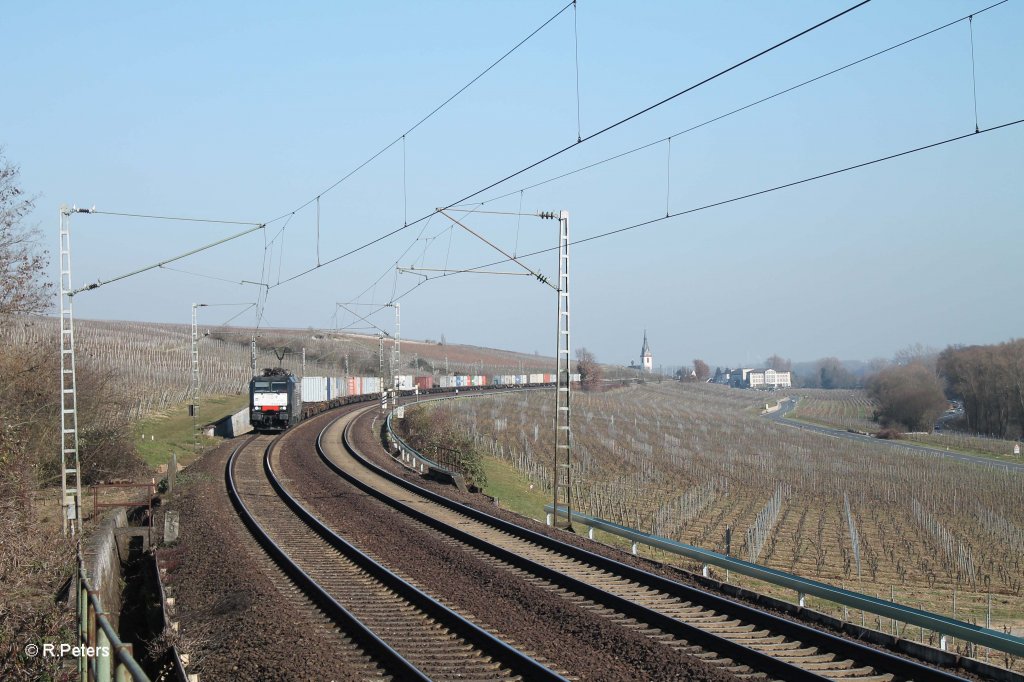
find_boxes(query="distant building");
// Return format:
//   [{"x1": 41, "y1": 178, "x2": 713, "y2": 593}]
[
  {"x1": 641, "y1": 330, "x2": 653, "y2": 373},
  {"x1": 725, "y1": 367, "x2": 792, "y2": 389}
]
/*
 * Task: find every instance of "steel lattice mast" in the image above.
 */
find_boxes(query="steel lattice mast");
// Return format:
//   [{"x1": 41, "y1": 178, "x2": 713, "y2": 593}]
[
  {"x1": 58, "y1": 206, "x2": 85, "y2": 536},
  {"x1": 190, "y1": 303, "x2": 203, "y2": 452},
  {"x1": 552, "y1": 211, "x2": 573, "y2": 530}
]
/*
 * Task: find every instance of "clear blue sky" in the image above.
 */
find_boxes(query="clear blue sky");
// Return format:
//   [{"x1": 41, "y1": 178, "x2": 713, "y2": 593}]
[{"x1": 4, "y1": 1, "x2": 1022, "y2": 369}]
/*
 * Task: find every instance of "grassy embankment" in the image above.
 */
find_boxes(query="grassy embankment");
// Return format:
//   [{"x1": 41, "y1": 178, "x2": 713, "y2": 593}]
[{"x1": 133, "y1": 394, "x2": 249, "y2": 469}]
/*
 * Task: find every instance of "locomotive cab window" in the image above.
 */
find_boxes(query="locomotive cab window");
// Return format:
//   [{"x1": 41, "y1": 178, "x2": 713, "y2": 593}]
[
  {"x1": 271, "y1": 382, "x2": 287, "y2": 391},
  {"x1": 254, "y1": 381, "x2": 271, "y2": 390}
]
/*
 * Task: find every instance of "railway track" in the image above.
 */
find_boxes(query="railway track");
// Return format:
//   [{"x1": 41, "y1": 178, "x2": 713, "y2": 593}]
[
  {"x1": 226, "y1": 415, "x2": 567, "y2": 681},
  {"x1": 309, "y1": 402, "x2": 972, "y2": 682}
]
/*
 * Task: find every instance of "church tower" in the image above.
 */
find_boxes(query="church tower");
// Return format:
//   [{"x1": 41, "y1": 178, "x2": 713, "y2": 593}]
[{"x1": 641, "y1": 330, "x2": 653, "y2": 373}]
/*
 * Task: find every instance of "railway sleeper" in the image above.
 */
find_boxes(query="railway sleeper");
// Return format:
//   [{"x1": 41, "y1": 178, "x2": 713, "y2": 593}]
[{"x1": 824, "y1": 666, "x2": 883, "y2": 678}]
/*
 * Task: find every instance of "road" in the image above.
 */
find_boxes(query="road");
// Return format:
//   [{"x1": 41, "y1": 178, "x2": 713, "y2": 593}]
[{"x1": 764, "y1": 398, "x2": 1024, "y2": 473}]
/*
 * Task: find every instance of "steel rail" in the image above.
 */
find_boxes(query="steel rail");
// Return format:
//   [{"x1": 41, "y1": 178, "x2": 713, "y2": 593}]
[
  {"x1": 330, "y1": 403, "x2": 975, "y2": 682},
  {"x1": 230, "y1": 419, "x2": 566, "y2": 681},
  {"x1": 261, "y1": 427, "x2": 568, "y2": 682},
  {"x1": 333, "y1": 412, "x2": 834, "y2": 680},
  {"x1": 225, "y1": 435, "x2": 430, "y2": 682}
]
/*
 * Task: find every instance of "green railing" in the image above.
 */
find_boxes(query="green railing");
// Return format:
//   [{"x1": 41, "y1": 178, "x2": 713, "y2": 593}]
[
  {"x1": 546, "y1": 504, "x2": 1024, "y2": 659},
  {"x1": 77, "y1": 558, "x2": 150, "y2": 682}
]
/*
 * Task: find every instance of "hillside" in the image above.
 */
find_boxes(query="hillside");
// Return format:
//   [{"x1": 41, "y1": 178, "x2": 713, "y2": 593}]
[{"x1": 0, "y1": 316, "x2": 561, "y2": 420}]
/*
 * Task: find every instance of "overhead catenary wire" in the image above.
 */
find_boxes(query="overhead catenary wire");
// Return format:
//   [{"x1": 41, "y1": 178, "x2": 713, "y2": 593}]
[
  {"x1": 267, "y1": 0, "x2": 872, "y2": 291},
  {"x1": 388, "y1": 118, "x2": 1024, "y2": 300},
  {"x1": 87, "y1": 210, "x2": 263, "y2": 226},
  {"x1": 969, "y1": 15, "x2": 981, "y2": 133},
  {"x1": 573, "y1": 0, "x2": 582, "y2": 143},
  {"x1": 457, "y1": 0, "x2": 1008, "y2": 210},
  {"x1": 70, "y1": 223, "x2": 266, "y2": 296},
  {"x1": 262, "y1": 1, "x2": 576, "y2": 228}
]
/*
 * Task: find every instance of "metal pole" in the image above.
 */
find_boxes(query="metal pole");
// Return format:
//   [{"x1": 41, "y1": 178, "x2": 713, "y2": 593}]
[
  {"x1": 250, "y1": 335, "x2": 257, "y2": 375},
  {"x1": 190, "y1": 303, "x2": 202, "y2": 453},
  {"x1": 379, "y1": 333, "x2": 386, "y2": 411},
  {"x1": 393, "y1": 303, "x2": 401, "y2": 406},
  {"x1": 301, "y1": 347, "x2": 306, "y2": 377},
  {"x1": 58, "y1": 206, "x2": 84, "y2": 536},
  {"x1": 550, "y1": 210, "x2": 572, "y2": 530}
]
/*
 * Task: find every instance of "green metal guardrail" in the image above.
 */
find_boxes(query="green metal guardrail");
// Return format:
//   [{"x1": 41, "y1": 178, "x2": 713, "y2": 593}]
[
  {"x1": 546, "y1": 504, "x2": 1024, "y2": 659},
  {"x1": 384, "y1": 395, "x2": 453, "y2": 474},
  {"x1": 77, "y1": 558, "x2": 151, "y2": 682},
  {"x1": 384, "y1": 387, "x2": 539, "y2": 476}
]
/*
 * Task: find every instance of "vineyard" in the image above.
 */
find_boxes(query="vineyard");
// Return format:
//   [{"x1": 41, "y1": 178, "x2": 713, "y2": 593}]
[
  {"x1": 791, "y1": 389, "x2": 1022, "y2": 460},
  {"x1": 437, "y1": 382, "x2": 1024, "y2": 659},
  {"x1": 0, "y1": 316, "x2": 556, "y2": 421},
  {"x1": 789, "y1": 389, "x2": 879, "y2": 433}
]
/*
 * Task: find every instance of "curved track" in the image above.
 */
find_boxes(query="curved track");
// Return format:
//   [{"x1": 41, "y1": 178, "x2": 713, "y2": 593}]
[
  {"x1": 226, "y1": 413, "x2": 566, "y2": 681},
  {"x1": 315, "y1": 402, "x2": 972, "y2": 682}
]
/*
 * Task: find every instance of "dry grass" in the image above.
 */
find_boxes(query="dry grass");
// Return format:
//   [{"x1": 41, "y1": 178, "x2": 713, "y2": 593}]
[{"x1": 0, "y1": 494, "x2": 77, "y2": 681}]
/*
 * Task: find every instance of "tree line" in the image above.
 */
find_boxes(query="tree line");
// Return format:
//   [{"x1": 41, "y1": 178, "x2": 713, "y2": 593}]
[{"x1": 938, "y1": 340, "x2": 1024, "y2": 439}]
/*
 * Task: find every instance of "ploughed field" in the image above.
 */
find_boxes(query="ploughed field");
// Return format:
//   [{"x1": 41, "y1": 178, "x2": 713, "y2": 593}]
[{"x1": 441, "y1": 382, "x2": 1024, "y2": 660}]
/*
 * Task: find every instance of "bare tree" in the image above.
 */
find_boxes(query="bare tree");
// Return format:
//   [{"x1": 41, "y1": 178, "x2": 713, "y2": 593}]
[
  {"x1": 867, "y1": 363, "x2": 948, "y2": 432},
  {"x1": 576, "y1": 347, "x2": 604, "y2": 391},
  {"x1": 0, "y1": 150, "x2": 51, "y2": 316},
  {"x1": 764, "y1": 354, "x2": 792, "y2": 372},
  {"x1": 693, "y1": 359, "x2": 710, "y2": 383}
]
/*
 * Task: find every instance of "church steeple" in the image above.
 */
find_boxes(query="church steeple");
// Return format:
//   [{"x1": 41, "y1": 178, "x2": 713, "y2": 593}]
[{"x1": 641, "y1": 329, "x2": 652, "y2": 372}]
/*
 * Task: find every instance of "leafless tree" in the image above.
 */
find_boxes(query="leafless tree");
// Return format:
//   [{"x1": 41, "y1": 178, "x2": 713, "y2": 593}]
[
  {"x1": 0, "y1": 150, "x2": 51, "y2": 316},
  {"x1": 576, "y1": 347, "x2": 604, "y2": 391},
  {"x1": 693, "y1": 358, "x2": 710, "y2": 383},
  {"x1": 867, "y1": 363, "x2": 948, "y2": 432}
]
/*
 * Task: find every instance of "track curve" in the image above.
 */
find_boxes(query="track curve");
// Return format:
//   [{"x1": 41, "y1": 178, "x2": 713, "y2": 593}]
[
  {"x1": 314, "y1": 401, "x2": 974, "y2": 682},
  {"x1": 226, "y1": 411, "x2": 567, "y2": 682}
]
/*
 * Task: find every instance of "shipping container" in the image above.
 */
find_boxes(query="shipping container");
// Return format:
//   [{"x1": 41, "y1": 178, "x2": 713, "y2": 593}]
[
  {"x1": 301, "y1": 376, "x2": 327, "y2": 402},
  {"x1": 394, "y1": 375, "x2": 414, "y2": 390},
  {"x1": 414, "y1": 376, "x2": 434, "y2": 390},
  {"x1": 570, "y1": 373, "x2": 581, "y2": 383},
  {"x1": 330, "y1": 376, "x2": 348, "y2": 398},
  {"x1": 528, "y1": 374, "x2": 543, "y2": 384}
]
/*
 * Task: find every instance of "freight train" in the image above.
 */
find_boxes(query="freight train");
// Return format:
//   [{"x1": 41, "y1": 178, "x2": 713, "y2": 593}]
[{"x1": 249, "y1": 370, "x2": 580, "y2": 433}]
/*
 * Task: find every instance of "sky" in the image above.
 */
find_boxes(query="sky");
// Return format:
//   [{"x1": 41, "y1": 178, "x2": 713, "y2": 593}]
[{"x1": 3, "y1": 1, "x2": 1022, "y2": 370}]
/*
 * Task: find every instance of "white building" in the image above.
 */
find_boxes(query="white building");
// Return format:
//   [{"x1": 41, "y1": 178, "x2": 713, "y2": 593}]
[
  {"x1": 641, "y1": 331, "x2": 653, "y2": 373},
  {"x1": 746, "y1": 368, "x2": 792, "y2": 389}
]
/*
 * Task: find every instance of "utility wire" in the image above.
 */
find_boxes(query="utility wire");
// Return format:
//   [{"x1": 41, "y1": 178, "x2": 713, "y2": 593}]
[
  {"x1": 158, "y1": 264, "x2": 242, "y2": 285},
  {"x1": 441, "y1": 0, "x2": 872, "y2": 210},
  {"x1": 263, "y1": 1, "x2": 575, "y2": 227},
  {"x1": 461, "y1": 0, "x2": 1008, "y2": 208},
  {"x1": 88, "y1": 210, "x2": 262, "y2": 226},
  {"x1": 573, "y1": 0, "x2": 582, "y2": 143},
  {"x1": 71, "y1": 223, "x2": 265, "y2": 296},
  {"x1": 969, "y1": 15, "x2": 981, "y2": 133},
  {"x1": 396, "y1": 119, "x2": 1024, "y2": 292},
  {"x1": 268, "y1": 0, "x2": 871, "y2": 290}
]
